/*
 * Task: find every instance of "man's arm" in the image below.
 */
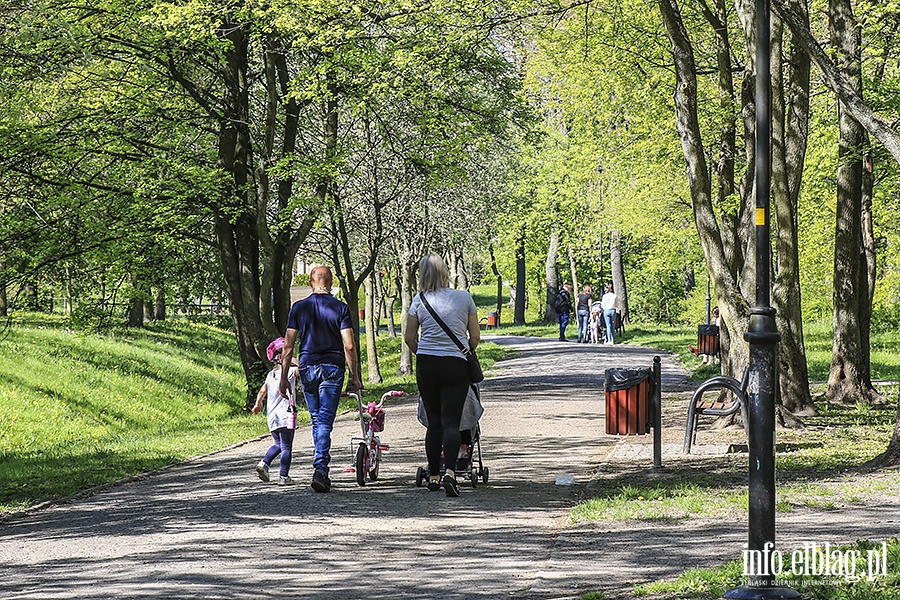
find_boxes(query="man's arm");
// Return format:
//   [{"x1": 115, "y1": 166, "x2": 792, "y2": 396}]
[
  {"x1": 279, "y1": 328, "x2": 298, "y2": 398},
  {"x1": 341, "y1": 328, "x2": 362, "y2": 392}
]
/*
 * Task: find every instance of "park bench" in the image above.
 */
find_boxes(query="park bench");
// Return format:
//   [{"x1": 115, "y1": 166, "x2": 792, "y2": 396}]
[
  {"x1": 615, "y1": 311, "x2": 626, "y2": 336},
  {"x1": 683, "y1": 366, "x2": 750, "y2": 454}
]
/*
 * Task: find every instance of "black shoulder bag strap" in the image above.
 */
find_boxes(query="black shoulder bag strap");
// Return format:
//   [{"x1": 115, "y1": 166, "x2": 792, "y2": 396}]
[{"x1": 420, "y1": 292, "x2": 472, "y2": 357}]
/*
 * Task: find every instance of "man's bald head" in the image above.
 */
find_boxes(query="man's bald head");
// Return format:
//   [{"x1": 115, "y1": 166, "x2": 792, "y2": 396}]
[{"x1": 310, "y1": 266, "x2": 334, "y2": 289}]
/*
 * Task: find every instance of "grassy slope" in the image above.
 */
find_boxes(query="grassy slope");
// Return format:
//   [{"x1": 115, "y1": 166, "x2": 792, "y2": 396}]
[{"x1": 0, "y1": 314, "x2": 262, "y2": 512}]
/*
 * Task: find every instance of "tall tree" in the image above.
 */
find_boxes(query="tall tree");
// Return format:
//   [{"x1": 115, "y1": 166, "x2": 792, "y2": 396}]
[
  {"x1": 826, "y1": 0, "x2": 882, "y2": 404},
  {"x1": 771, "y1": 0, "x2": 815, "y2": 415}
]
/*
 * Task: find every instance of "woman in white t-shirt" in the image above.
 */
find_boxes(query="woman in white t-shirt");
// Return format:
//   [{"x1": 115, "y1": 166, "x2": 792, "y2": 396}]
[
  {"x1": 600, "y1": 285, "x2": 617, "y2": 344},
  {"x1": 404, "y1": 254, "x2": 480, "y2": 497},
  {"x1": 251, "y1": 337, "x2": 300, "y2": 485}
]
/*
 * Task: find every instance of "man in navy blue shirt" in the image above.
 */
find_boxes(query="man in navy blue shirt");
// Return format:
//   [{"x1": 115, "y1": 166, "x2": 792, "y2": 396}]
[{"x1": 279, "y1": 266, "x2": 361, "y2": 493}]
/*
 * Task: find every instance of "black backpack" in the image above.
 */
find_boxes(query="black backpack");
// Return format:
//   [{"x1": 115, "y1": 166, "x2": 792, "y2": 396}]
[{"x1": 555, "y1": 289, "x2": 570, "y2": 313}]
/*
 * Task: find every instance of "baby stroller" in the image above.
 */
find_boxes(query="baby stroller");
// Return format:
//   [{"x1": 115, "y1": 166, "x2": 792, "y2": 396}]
[{"x1": 415, "y1": 384, "x2": 489, "y2": 488}]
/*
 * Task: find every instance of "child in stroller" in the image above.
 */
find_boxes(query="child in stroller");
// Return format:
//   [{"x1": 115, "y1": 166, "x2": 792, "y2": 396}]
[{"x1": 415, "y1": 384, "x2": 489, "y2": 489}]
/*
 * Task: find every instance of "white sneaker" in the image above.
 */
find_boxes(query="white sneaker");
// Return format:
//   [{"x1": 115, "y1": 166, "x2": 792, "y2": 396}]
[
  {"x1": 279, "y1": 476, "x2": 294, "y2": 485},
  {"x1": 255, "y1": 462, "x2": 269, "y2": 482}
]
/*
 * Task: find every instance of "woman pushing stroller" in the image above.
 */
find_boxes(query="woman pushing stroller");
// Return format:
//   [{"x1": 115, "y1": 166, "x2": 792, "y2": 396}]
[{"x1": 404, "y1": 254, "x2": 480, "y2": 497}]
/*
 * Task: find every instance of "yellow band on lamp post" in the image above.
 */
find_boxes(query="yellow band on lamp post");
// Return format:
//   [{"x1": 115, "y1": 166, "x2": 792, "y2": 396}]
[{"x1": 755, "y1": 207, "x2": 766, "y2": 226}]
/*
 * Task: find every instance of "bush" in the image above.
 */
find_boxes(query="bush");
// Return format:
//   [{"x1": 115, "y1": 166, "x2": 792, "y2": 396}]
[{"x1": 67, "y1": 301, "x2": 118, "y2": 333}]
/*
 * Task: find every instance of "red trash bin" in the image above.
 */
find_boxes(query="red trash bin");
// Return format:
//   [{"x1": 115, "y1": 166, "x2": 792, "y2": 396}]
[
  {"x1": 605, "y1": 367, "x2": 651, "y2": 435},
  {"x1": 698, "y1": 324, "x2": 720, "y2": 357}
]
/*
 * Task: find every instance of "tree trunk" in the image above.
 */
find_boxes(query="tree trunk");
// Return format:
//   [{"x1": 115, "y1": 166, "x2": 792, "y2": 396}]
[
  {"x1": 772, "y1": 0, "x2": 900, "y2": 165},
  {"x1": 771, "y1": 4, "x2": 815, "y2": 415},
  {"x1": 488, "y1": 242, "x2": 502, "y2": 326},
  {"x1": 64, "y1": 262, "x2": 73, "y2": 316},
  {"x1": 610, "y1": 230, "x2": 628, "y2": 320},
  {"x1": 544, "y1": 222, "x2": 560, "y2": 322},
  {"x1": 514, "y1": 226, "x2": 526, "y2": 325},
  {"x1": 155, "y1": 288, "x2": 166, "y2": 321},
  {"x1": 127, "y1": 297, "x2": 143, "y2": 328},
  {"x1": 567, "y1": 243, "x2": 578, "y2": 294},
  {"x1": 143, "y1": 299, "x2": 153, "y2": 323},
  {"x1": 0, "y1": 259, "x2": 6, "y2": 317},
  {"x1": 364, "y1": 274, "x2": 382, "y2": 385},
  {"x1": 859, "y1": 150, "x2": 875, "y2": 383},
  {"x1": 397, "y1": 261, "x2": 415, "y2": 376},
  {"x1": 371, "y1": 270, "x2": 383, "y2": 335},
  {"x1": 867, "y1": 395, "x2": 900, "y2": 468},
  {"x1": 379, "y1": 271, "x2": 397, "y2": 338},
  {"x1": 826, "y1": 0, "x2": 880, "y2": 404},
  {"x1": 456, "y1": 252, "x2": 469, "y2": 290},
  {"x1": 658, "y1": 0, "x2": 752, "y2": 379},
  {"x1": 258, "y1": 44, "x2": 316, "y2": 338},
  {"x1": 213, "y1": 18, "x2": 268, "y2": 408}
]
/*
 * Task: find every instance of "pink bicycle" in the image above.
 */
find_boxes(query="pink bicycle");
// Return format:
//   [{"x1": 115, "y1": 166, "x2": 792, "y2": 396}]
[{"x1": 345, "y1": 390, "x2": 403, "y2": 486}]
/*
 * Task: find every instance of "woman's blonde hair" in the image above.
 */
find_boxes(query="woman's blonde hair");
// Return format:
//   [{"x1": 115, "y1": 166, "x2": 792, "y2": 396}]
[{"x1": 419, "y1": 254, "x2": 450, "y2": 292}]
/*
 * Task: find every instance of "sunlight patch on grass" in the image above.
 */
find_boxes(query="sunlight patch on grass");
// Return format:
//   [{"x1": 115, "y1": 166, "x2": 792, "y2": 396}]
[{"x1": 571, "y1": 482, "x2": 746, "y2": 524}]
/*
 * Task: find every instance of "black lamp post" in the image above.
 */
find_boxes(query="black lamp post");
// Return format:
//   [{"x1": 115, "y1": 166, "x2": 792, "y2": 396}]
[{"x1": 724, "y1": 0, "x2": 798, "y2": 597}]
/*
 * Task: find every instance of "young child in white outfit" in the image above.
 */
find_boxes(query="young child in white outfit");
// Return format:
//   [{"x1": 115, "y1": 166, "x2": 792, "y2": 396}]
[
  {"x1": 589, "y1": 301, "x2": 602, "y2": 344},
  {"x1": 251, "y1": 337, "x2": 300, "y2": 485}
]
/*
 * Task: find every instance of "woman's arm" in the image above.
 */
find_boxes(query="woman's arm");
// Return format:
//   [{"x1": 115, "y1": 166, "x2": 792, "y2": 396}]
[
  {"x1": 404, "y1": 315, "x2": 420, "y2": 354},
  {"x1": 467, "y1": 313, "x2": 480, "y2": 350}
]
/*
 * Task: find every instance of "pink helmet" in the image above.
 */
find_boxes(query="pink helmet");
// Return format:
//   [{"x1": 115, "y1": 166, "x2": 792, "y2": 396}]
[{"x1": 266, "y1": 337, "x2": 285, "y2": 361}]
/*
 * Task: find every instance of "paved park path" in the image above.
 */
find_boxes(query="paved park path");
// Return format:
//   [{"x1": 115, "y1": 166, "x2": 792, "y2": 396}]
[{"x1": 2, "y1": 336, "x2": 899, "y2": 599}]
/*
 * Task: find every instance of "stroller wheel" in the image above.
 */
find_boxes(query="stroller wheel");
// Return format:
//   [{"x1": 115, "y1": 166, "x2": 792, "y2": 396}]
[
  {"x1": 415, "y1": 466, "x2": 426, "y2": 487},
  {"x1": 482, "y1": 467, "x2": 489, "y2": 484},
  {"x1": 470, "y1": 469, "x2": 477, "y2": 488}
]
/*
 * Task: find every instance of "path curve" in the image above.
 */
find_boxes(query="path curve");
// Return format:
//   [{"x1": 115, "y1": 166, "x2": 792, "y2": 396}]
[
  {"x1": 0, "y1": 338, "x2": 680, "y2": 599},
  {"x1": 3, "y1": 337, "x2": 898, "y2": 599}
]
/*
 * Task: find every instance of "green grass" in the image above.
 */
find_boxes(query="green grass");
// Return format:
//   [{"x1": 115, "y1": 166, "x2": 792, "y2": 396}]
[
  {"x1": 571, "y1": 482, "x2": 748, "y2": 524},
  {"x1": 804, "y1": 321, "x2": 900, "y2": 383},
  {"x1": 629, "y1": 539, "x2": 900, "y2": 600},
  {"x1": 633, "y1": 560, "x2": 745, "y2": 598},
  {"x1": 0, "y1": 314, "x2": 260, "y2": 512}
]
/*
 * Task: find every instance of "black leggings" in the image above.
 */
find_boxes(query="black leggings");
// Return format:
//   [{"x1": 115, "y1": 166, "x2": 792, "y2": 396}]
[{"x1": 415, "y1": 354, "x2": 470, "y2": 476}]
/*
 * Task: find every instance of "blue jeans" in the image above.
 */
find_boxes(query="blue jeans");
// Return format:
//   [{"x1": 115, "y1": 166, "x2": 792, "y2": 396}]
[
  {"x1": 577, "y1": 310, "x2": 590, "y2": 342},
  {"x1": 299, "y1": 363, "x2": 345, "y2": 476},
  {"x1": 604, "y1": 309, "x2": 617, "y2": 343},
  {"x1": 558, "y1": 312, "x2": 570, "y2": 340}
]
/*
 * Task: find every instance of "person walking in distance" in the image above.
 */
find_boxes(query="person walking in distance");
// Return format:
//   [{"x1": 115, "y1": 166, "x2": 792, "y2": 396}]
[
  {"x1": 600, "y1": 284, "x2": 617, "y2": 345},
  {"x1": 279, "y1": 266, "x2": 362, "y2": 493},
  {"x1": 404, "y1": 254, "x2": 480, "y2": 497},
  {"x1": 555, "y1": 282, "x2": 573, "y2": 341},
  {"x1": 575, "y1": 285, "x2": 592, "y2": 343}
]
